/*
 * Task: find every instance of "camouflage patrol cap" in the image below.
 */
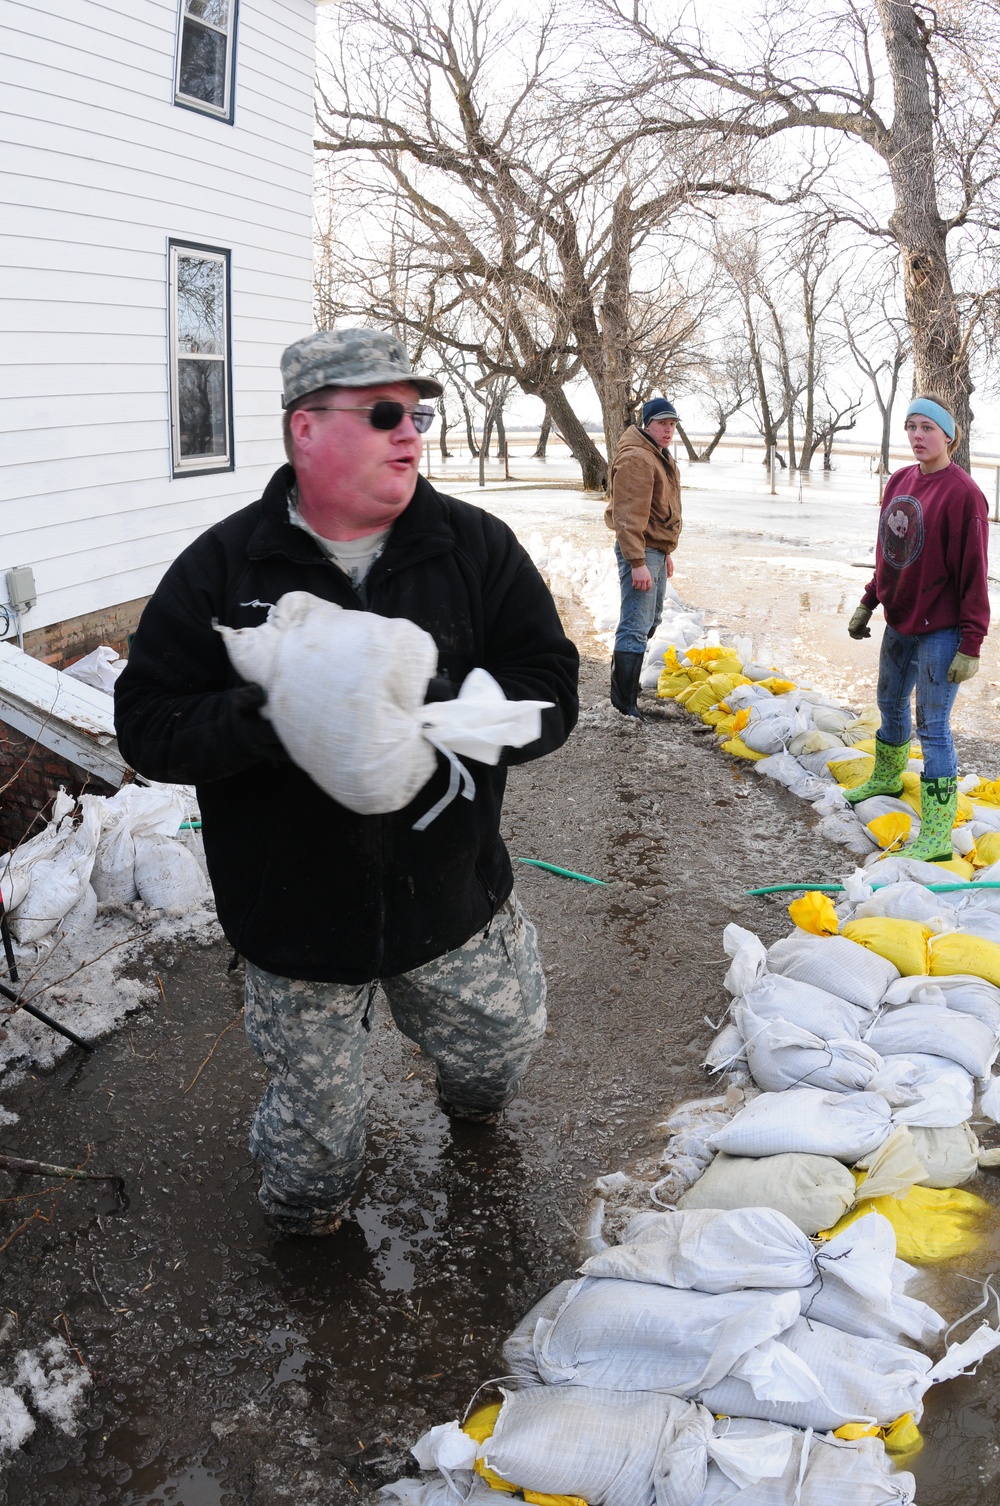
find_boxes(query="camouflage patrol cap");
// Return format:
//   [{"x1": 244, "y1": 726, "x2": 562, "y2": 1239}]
[{"x1": 280, "y1": 328, "x2": 443, "y2": 407}]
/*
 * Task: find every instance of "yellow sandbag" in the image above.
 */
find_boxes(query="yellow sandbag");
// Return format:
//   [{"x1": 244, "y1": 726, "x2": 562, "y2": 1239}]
[
  {"x1": 711, "y1": 714, "x2": 738, "y2": 738},
  {"x1": 929, "y1": 929, "x2": 1000, "y2": 988},
  {"x1": 829, "y1": 755, "x2": 875, "y2": 790},
  {"x1": 720, "y1": 736, "x2": 767, "y2": 761},
  {"x1": 973, "y1": 831, "x2": 1000, "y2": 867},
  {"x1": 706, "y1": 657, "x2": 744, "y2": 676},
  {"x1": 841, "y1": 917, "x2": 931, "y2": 975},
  {"x1": 850, "y1": 738, "x2": 878, "y2": 754},
  {"x1": 757, "y1": 677, "x2": 796, "y2": 694},
  {"x1": 971, "y1": 776, "x2": 1000, "y2": 808},
  {"x1": 788, "y1": 892, "x2": 839, "y2": 936},
  {"x1": 656, "y1": 670, "x2": 694, "y2": 699},
  {"x1": 683, "y1": 674, "x2": 748, "y2": 717},
  {"x1": 700, "y1": 706, "x2": 732, "y2": 727},
  {"x1": 834, "y1": 1414, "x2": 923, "y2": 1459},
  {"x1": 820, "y1": 1184, "x2": 991, "y2": 1263},
  {"x1": 661, "y1": 645, "x2": 682, "y2": 674},
  {"x1": 675, "y1": 680, "x2": 709, "y2": 706},
  {"x1": 866, "y1": 812, "x2": 912, "y2": 851},
  {"x1": 684, "y1": 646, "x2": 721, "y2": 666},
  {"x1": 463, "y1": 1403, "x2": 587, "y2": 1504},
  {"x1": 732, "y1": 707, "x2": 751, "y2": 733},
  {"x1": 931, "y1": 856, "x2": 974, "y2": 878}
]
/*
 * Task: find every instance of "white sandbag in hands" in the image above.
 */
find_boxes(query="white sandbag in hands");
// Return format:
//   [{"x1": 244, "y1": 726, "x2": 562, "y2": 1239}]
[{"x1": 217, "y1": 592, "x2": 551, "y2": 817}]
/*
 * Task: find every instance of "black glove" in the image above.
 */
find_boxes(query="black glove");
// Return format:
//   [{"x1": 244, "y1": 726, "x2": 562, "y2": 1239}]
[
  {"x1": 424, "y1": 674, "x2": 459, "y2": 704},
  {"x1": 232, "y1": 683, "x2": 288, "y2": 762}
]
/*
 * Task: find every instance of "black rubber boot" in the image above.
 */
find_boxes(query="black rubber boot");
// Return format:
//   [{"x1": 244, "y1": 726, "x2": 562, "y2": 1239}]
[{"x1": 610, "y1": 651, "x2": 646, "y2": 719}]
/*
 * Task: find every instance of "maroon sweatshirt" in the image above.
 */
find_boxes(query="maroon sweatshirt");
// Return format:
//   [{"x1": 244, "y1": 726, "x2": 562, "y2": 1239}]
[{"x1": 861, "y1": 461, "x2": 991, "y2": 657}]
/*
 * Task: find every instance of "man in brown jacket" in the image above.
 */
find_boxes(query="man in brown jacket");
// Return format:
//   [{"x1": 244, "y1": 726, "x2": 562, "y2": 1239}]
[{"x1": 604, "y1": 397, "x2": 683, "y2": 717}]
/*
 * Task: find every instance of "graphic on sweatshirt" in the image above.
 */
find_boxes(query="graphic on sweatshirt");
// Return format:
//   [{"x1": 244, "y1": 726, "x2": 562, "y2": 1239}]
[{"x1": 879, "y1": 494, "x2": 924, "y2": 570}]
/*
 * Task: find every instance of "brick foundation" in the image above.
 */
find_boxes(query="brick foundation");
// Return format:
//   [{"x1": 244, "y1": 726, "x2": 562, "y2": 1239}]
[
  {"x1": 20, "y1": 596, "x2": 149, "y2": 672},
  {"x1": 0, "y1": 719, "x2": 120, "y2": 851}
]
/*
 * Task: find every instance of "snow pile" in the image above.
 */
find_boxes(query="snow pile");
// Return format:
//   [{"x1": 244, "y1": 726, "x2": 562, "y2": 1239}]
[
  {"x1": 0, "y1": 1338, "x2": 90, "y2": 1457},
  {"x1": 0, "y1": 785, "x2": 220, "y2": 1082}
]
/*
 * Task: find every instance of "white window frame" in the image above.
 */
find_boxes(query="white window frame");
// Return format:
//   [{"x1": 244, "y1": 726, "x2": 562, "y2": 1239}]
[
  {"x1": 173, "y1": 0, "x2": 239, "y2": 123},
  {"x1": 168, "y1": 241, "x2": 234, "y2": 478}
]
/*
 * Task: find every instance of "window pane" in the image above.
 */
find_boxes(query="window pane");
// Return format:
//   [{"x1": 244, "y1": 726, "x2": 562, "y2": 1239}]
[
  {"x1": 178, "y1": 19, "x2": 227, "y2": 109},
  {"x1": 177, "y1": 360, "x2": 227, "y2": 458},
  {"x1": 186, "y1": 0, "x2": 230, "y2": 25},
  {"x1": 176, "y1": 256, "x2": 224, "y2": 354}
]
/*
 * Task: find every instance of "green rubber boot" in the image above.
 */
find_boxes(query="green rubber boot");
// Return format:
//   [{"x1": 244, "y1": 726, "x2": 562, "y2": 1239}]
[
  {"x1": 899, "y1": 776, "x2": 958, "y2": 863},
  {"x1": 843, "y1": 736, "x2": 910, "y2": 805}
]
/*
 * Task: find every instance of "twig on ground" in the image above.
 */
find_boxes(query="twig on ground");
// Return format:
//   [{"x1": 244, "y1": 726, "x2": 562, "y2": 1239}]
[
  {"x1": 184, "y1": 1009, "x2": 245, "y2": 1095},
  {"x1": 0, "y1": 1208, "x2": 50, "y2": 1252}
]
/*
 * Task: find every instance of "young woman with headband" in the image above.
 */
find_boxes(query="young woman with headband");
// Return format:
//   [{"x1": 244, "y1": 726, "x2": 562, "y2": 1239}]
[{"x1": 844, "y1": 395, "x2": 990, "y2": 862}]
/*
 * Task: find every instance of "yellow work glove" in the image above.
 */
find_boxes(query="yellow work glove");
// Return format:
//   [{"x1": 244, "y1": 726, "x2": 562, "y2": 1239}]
[
  {"x1": 848, "y1": 605, "x2": 872, "y2": 640},
  {"x1": 947, "y1": 652, "x2": 980, "y2": 683}
]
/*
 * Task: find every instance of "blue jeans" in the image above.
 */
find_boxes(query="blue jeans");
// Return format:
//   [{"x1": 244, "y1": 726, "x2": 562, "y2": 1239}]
[
  {"x1": 877, "y1": 624, "x2": 961, "y2": 778},
  {"x1": 614, "y1": 543, "x2": 668, "y2": 653}
]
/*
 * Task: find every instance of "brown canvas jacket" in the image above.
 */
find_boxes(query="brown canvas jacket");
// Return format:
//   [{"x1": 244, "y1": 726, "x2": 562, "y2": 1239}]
[{"x1": 604, "y1": 425, "x2": 683, "y2": 566}]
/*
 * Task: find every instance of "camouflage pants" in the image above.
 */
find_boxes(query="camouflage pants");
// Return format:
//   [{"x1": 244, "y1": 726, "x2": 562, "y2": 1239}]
[{"x1": 243, "y1": 895, "x2": 546, "y2": 1229}]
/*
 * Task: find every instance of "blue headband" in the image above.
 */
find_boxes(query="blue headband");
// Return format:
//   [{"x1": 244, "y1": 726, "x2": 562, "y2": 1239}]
[{"x1": 905, "y1": 398, "x2": 955, "y2": 440}]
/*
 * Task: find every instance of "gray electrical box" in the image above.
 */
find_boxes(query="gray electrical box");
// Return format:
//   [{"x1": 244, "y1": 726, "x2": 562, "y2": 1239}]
[{"x1": 6, "y1": 566, "x2": 36, "y2": 613}]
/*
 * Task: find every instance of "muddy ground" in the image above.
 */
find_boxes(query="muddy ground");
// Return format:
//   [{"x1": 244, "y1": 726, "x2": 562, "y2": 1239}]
[{"x1": 0, "y1": 610, "x2": 997, "y2": 1504}]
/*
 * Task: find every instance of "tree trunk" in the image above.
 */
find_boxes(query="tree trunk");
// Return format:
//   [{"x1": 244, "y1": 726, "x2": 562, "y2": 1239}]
[
  {"x1": 699, "y1": 421, "x2": 728, "y2": 461},
  {"x1": 438, "y1": 409, "x2": 453, "y2": 460},
  {"x1": 532, "y1": 382, "x2": 608, "y2": 489},
  {"x1": 534, "y1": 412, "x2": 552, "y2": 459},
  {"x1": 461, "y1": 396, "x2": 480, "y2": 458},
  {"x1": 675, "y1": 422, "x2": 700, "y2": 463},
  {"x1": 495, "y1": 408, "x2": 506, "y2": 460},
  {"x1": 875, "y1": 0, "x2": 972, "y2": 468}
]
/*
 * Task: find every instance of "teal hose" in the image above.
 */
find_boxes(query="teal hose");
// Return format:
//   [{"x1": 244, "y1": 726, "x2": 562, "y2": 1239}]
[{"x1": 516, "y1": 858, "x2": 607, "y2": 886}]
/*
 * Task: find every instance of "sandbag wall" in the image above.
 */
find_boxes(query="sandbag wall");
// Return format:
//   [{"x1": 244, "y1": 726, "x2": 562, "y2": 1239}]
[{"x1": 381, "y1": 635, "x2": 1000, "y2": 1506}]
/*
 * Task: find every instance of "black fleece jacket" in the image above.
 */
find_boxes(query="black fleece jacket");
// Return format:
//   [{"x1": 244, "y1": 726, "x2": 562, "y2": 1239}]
[{"x1": 114, "y1": 466, "x2": 579, "y2": 982}]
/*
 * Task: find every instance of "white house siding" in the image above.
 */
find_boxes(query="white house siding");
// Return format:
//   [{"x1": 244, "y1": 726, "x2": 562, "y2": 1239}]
[{"x1": 0, "y1": 0, "x2": 318, "y2": 636}]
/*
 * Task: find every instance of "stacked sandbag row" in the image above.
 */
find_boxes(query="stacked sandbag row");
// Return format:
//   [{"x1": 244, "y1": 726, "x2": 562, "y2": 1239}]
[
  {"x1": 0, "y1": 783, "x2": 207, "y2": 953},
  {"x1": 653, "y1": 635, "x2": 1000, "y2": 868}
]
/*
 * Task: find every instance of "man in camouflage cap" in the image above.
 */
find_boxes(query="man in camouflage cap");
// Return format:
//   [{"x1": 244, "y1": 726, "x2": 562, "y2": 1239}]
[{"x1": 115, "y1": 329, "x2": 579, "y2": 1236}]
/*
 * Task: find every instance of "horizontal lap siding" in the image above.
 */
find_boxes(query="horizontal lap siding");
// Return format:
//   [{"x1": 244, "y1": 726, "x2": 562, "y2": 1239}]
[{"x1": 0, "y1": 0, "x2": 317, "y2": 634}]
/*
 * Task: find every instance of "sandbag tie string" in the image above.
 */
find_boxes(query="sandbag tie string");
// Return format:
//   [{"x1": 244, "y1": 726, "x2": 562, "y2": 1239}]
[{"x1": 412, "y1": 742, "x2": 476, "y2": 831}]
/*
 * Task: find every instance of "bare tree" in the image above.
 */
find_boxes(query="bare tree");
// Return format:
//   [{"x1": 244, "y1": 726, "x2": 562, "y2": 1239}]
[
  {"x1": 842, "y1": 278, "x2": 911, "y2": 471},
  {"x1": 315, "y1": 0, "x2": 796, "y2": 487},
  {"x1": 599, "y1": 0, "x2": 1000, "y2": 466}
]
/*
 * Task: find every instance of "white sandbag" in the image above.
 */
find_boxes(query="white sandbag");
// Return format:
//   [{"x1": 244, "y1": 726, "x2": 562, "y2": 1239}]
[
  {"x1": 700, "y1": 1317, "x2": 932, "y2": 1431},
  {"x1": 62, "y1": 645, "x2": 125, "y2": 694},
  {"x1": 0, "y1": 859, "x2": 30, "y2": 915},
  {"x1": 909, "y1": 1124, "x2": 981, "y2": 1187},
  {"x1": 704, "y1": 1022, "x2": 745, "y2": 1071},
  {"x1": 850, "y1": 880, "x2": 959, "y2": 929},
  {"x1": 862, "y1": 853, "x2": 966, "y2": 886},
  {"x1": 865, "y1": 1004, "x2": 999, "y2": 1079},
  {"x1": 707, "y1": 1089, "x2": 892, "y2": 1162},
  {"x1": 90, "y1": 810, "x2": 138, "y2": 905},
  {"x1": 791, "y1": 1269, "x2": 945, "y2": 1347},
  {"x1": 133, "y1": 834, "x2": 207, "y2": 910},
  {"x1": 482, "y1": 1384, "x2": 792, "y2": 1506},
  {"x1": 873, "y1": 1053, "x2": 976, "y2": 1127},
  {"x1": 219, "y1": 593, "x2": 549, "y2": 817},
  {"x1": 677, "y1": 1152, "x2": 857, "y2": 1236},
  {"x1": 8, "y1": 800, "x2": 101, "y2": 944},
  {"x1": 580, "y1": 1209, "x2": 906, "y2": 1323},
  {"x1": 795, "y1": 746, "x2": 843, "y2": 774},
  {"x1": 955, "y1": 909, "x2": 1000, "y2": 945},
  {"x1": 727, "y1": 684, "x2": 774, "y2": 709},
  {"x1": 741, "y1": 710, "x2": 809, "y2": 756},
  {"x1": 734, "y1": 979, "x2": 866, "y2": 1043},
  {"x1": 518, "y1": 1277, "x2": 804, "y2": 1396},
  {"x1": 580, "y1": 1207, "x2": 820, "y2": 1293},
  {"x1": 817, "y1": 812, "x2": 879, "y2": 856},
  {"x1": 767, "y1": 931, "x2": 899, "y2": 1013},
  {"x1": 852, "y1": 794, "x2": 920, "y2": 831},
  {"x1": 694, "y1": 1425, "x2": 915, "y2": 1506},
  {"x1": 380, "y1": 1477, "x2": 497, "y2": 1505},
  {"x1": 925, "y1": 1322, "x2": 1000, "y2": 1384},
  {"x1": 737, "y1": 1006, "x2": 883, "y2": 1093},
  {"x1": 883, "y1": 972, "x2": 1000, "y2": 1033},
  {"x1": 812, "y1": 706, "x2": 855, "y2": 735},
  {"x1": 0, "y1": 789, "x2": 77, "y2": 917},
  {"x1": 54, "y1": 884, "x2": 99, "y2": 955},
  {"x1": 753, "y1": 754, "x2": 829, "y2": 801}
]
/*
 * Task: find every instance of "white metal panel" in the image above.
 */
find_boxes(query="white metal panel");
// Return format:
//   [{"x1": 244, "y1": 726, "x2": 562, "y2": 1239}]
[{"x1": 0, "y1": 0, "x2": 317, "y2": 635}]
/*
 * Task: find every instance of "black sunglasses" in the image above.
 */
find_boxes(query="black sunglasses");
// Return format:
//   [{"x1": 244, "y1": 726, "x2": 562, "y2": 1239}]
[{"x1": 303, "y1": 401, "x2": 436, "y2": 434}]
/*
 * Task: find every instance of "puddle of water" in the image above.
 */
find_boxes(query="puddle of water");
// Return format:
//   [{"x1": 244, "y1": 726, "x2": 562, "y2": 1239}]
[{"x1": 123, "y1": 1463, "x2": 227, "y2": 1506}]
